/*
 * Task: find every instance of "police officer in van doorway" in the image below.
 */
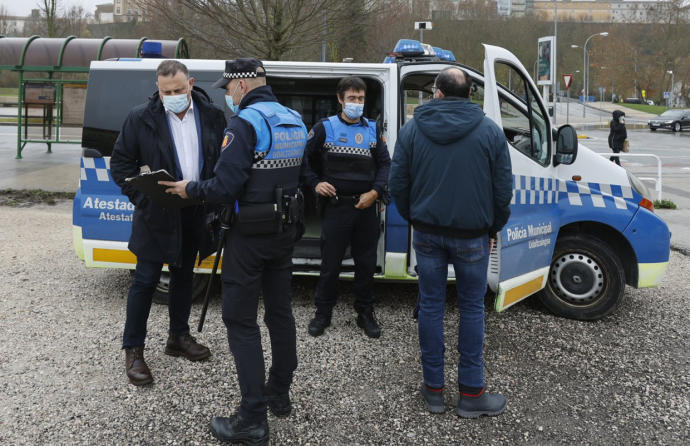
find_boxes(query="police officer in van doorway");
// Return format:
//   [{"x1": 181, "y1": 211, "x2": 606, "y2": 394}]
[
  {"x1": 302, "y1": 76, "x2": 391, "y2": 339},
  {"x1": 110, "y1": 60, "x2": 225, "y2": 387},
  {"x1": 161, "y1": 58, "x2": 307, "y2": 446}
]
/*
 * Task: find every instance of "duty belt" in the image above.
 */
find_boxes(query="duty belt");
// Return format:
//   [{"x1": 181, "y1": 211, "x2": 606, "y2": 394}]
[{"x1": 329, "y1": 194, "x2": 359, "y2": 206}]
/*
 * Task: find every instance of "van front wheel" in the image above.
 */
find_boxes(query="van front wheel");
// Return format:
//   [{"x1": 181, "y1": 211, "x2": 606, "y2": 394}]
[{"x1": 538, "y1": 235, "x2": 625, "y2": 320}]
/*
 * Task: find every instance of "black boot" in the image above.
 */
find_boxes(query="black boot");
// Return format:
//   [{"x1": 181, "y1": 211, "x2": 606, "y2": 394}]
[
  {"x1": 308, "y1": 313, "x2": 331, "y2": 337},
  {"x1": 265, "y1": 385, "x2": 291, "y2": 417},
  {"x1": 357, "y1": 310, "x2": 381, "y2": 338},
  {"x1": 456, "y1": 387, "x2": 507, "y2": 418},
  {"x1": 210, "y1": 413, "x2": 269, "y2": 445}
]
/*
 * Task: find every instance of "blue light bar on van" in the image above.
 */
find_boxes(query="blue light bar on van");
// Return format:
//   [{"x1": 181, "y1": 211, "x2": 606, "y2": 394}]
[
  {"x1": 393, "y1": 39, "x2": 425, "y2": 56},
  {"x1": 383, "y1": 56, "x2": 395, "y2": 64},
  {"x1": 434, "y1": 48, "x2": 456, "y2": 62}
]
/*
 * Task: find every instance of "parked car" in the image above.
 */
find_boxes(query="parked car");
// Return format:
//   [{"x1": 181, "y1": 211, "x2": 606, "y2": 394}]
[
  {"x1": 646, "y1": 99, "x2": 655, "y2": 106},
  {"x1": 648, "y1": 109, "x2": 690, "y2": 132},
  {"x1": 624, "y1": 97, "x2": 642, "y2": 104}
]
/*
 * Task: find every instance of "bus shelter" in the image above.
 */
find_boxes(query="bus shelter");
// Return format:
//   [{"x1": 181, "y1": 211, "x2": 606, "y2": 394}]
[{"x1": 0, "y1": 36, "x2": 189, "y2": 159}]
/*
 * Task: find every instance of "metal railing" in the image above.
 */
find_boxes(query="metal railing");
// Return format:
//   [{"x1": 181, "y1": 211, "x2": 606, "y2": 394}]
[{"x1": 595, "y1": 152, "x2": 662, "y2": 200}]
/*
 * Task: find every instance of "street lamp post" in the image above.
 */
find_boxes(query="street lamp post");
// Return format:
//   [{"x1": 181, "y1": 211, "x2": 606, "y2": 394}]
[
  {"x1": 667, "y1": 70, "x2": 674, "y2": 107},
  {"x1": 582, "y1": 31, "x2": 609, "y2": 117}
]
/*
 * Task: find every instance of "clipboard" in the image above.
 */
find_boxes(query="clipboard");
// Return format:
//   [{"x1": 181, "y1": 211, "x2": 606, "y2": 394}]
[{"x1": 125, "y1": 169, "x2": 199, "y2": 209}]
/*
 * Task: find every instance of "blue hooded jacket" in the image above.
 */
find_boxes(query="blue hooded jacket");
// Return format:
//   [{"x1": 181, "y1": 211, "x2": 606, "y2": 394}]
[{"x1": 389, "y1": 97, "x2": 512, "y2": 237}]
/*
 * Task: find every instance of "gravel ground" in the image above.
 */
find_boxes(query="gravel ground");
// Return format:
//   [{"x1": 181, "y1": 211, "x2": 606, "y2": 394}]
[{"x1": 1, "y1": 201, "x2": 689, "y2": 445}]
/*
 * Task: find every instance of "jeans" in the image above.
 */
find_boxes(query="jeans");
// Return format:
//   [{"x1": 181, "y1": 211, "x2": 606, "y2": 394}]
[
  {"x1": 413, "y1": 229, "x2": 489, "y2": 389},
  {"x1": 122, "y1": 208, "x2": 198, "y2": 349}
]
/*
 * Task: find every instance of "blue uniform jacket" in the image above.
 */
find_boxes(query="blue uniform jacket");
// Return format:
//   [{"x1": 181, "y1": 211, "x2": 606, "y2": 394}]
[
  {"x1": 302, "y1": 114, "x2": 390, "y2": 196},
  {"x1": 186, "y1": 85, "x2": 293, "y2": 204}
]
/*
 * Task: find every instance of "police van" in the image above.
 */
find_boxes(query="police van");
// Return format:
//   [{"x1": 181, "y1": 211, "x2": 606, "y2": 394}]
[{"x1": 73, "y1": 40, "x2": 670, "y2": 320}]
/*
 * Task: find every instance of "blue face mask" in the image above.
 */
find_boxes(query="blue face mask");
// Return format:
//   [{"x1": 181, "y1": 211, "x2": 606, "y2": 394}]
[
  {"x1": 226, "y1": 82, "x2": 241, "y2": 114},
  {"x1": 162, "y1": 93, "x2": 189, "y2": 114},
  {"x1": 344, "y1": 102, "x2": 364, "y2": 120}
]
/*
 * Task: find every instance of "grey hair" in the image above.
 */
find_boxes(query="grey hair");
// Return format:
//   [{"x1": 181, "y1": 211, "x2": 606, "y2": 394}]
[{"x1": 156, "y1": 60, "x2": 189, "y2": 78}]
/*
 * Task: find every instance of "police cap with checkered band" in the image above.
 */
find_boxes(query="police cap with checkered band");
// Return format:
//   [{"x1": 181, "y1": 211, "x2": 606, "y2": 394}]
[{"x1": 212, "y1": 58, "x2": 266, "y2": 88}]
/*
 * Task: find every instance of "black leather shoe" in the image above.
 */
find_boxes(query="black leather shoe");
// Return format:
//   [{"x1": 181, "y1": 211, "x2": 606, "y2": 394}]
[
  {"x1": 308, "y1": 314, "x2": 331, "y2": 337},
  {"x1": 164, "y1": 333, "x2": 211, "y2": 361},
  {"x1": 357, "y1": 310, "x2": 381, "y2": 338},
  {"x1": 124, "y1": 347, "x2": 153, "y2": 386},
  {"x1": 210, "y1": 414, "x2": 269, "y2": 445},
  {"x1": 266, "y1": 387, "x2": 291, "y2": 418}
]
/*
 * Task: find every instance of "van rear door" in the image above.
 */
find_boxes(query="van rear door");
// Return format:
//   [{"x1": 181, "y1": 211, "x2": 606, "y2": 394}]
[{"x1": 481, "y1": 44, "x2": 559, "y2": 311}]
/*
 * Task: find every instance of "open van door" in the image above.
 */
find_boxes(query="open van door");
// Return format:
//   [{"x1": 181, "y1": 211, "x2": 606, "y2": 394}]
[
  {"x1": 396, "y1": 62, "x2": 471, "y2": 279},
  {"x1": 481, "y1": 44, "x2": 560, "y2": 312}
]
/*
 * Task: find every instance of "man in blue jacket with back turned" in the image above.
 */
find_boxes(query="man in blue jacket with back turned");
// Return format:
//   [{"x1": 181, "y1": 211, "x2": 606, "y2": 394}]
[{"x1": 389, "y1": 67, "x2": 512, "y2": 418}]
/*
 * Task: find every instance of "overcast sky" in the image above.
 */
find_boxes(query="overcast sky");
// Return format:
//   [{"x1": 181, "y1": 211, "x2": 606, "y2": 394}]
[{"x1": 3, "y1": 0, "x2": 107, "y2": 17}]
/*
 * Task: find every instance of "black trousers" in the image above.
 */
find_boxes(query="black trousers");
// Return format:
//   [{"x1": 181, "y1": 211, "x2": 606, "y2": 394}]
[
  {"x1": 122, "y1": 207, "x2": 198, "y2": 348},
  {"x1": 610, "y1": 148, "x2": 621, "y2": 166},
  {"x1": 314, "y1": 203, "x2": 379, "y2": 317},
  {"x1": 221, "y1": 224, "x2": 298, "y2": 422}
]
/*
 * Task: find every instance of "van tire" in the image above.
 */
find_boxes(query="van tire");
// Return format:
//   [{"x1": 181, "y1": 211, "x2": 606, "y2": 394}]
[
  {"x1": 152, "y1": 273, "x2": 215, "y2": 305},
  {"x1": 538, "y1": 235, "x2": 625, "y2": 321}
]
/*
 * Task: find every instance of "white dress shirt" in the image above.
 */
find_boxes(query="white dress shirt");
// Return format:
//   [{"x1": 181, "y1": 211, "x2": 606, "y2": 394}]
[{"x1": 166, "y1": 98, "x2": 200, "y2": 182}]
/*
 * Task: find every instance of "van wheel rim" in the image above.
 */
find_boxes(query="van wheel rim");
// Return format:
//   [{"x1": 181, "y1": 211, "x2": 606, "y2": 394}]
[{"x1": 550, "y1": 253, "x2": 604, "y2": 304}]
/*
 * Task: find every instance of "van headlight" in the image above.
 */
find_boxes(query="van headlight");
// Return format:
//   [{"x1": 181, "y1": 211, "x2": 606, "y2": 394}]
[
  {"x1": 628, "y1": 172, "x2": 650, "y2": 200},
  {"x1": 627, "y1": 172, "x2": 655, "y2": 211}
]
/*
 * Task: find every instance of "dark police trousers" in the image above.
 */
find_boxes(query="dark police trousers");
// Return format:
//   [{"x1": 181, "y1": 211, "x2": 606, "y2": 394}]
[
  {"x1": 314, "y1": 201, "x2": 379, "y2": 317},
  {"x1": 122, "y1": 206, "x2": 199, "y2": 348},
  {"x1": 221, "y1": 223, "x2": 298, "y2": 422}
]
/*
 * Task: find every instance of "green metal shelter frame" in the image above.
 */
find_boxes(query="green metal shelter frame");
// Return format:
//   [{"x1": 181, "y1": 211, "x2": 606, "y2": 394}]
[{"x1": 0, "y1": 36, "x2": 189, "y2": 159}]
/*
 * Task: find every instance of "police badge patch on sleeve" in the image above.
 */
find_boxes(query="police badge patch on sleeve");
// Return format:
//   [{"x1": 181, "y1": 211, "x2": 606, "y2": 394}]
[{"x1": 221, "y1": 131, "x2": 234, "y2": 152}]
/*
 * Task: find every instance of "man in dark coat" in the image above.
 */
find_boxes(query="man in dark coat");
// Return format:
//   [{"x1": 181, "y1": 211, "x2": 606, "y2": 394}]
[
  {"x1": 608, "y1": 109, "x2": 627, "y2": 166},
  {"x1": 110, "y1": 60, "x2": 226, "y2": 386},
  {"x1": 389, "y1": 67, "x2": 512, "y2": 418}
]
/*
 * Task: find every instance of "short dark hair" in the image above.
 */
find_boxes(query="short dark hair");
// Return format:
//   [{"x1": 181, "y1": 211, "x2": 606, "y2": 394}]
[
  {"x1": 434, "y1": 67, "x2": 471, "y2": 98},
  {"x1": 156, "y1": 60, "x2": 189, "y2": 78},
  {"x1": 337, "y1": 76, "x2": 367, "y2": 99}
]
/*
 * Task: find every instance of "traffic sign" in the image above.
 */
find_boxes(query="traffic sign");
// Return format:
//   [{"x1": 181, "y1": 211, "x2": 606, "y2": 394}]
[
  {"x1": 663, "y1": 91, "x2": 671, "y2": 99},
  {"x1": 414, "y1": 22, "x2": 432, "y2": 30},
  {"x1": 563, "y1": 73, "x2": 573, "y2": 89}
]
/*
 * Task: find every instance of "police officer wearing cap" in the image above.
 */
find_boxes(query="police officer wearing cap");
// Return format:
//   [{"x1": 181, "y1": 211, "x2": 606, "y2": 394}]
[
  {"x1": 161, "y1": 58, "x2": 307, "y2": 446},
  {"x1": 302, "y1": 76, "x2": 391, "y2": 339}
]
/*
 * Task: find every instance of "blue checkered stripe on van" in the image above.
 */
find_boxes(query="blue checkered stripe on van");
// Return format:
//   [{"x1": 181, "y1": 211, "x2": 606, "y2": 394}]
[
  {"x1": 512, "y1": 175, "x2": 635, "y2": 211},
  {"x1": 80, "y1": 157, "x2": 112, "y2": 182},
  {"x1": 511, "y1": 175, "x2": 559, "y2": 205}
]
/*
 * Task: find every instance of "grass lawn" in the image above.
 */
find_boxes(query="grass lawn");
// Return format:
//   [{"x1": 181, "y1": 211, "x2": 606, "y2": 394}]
[
  {"x1": 619, "y1": 103, "x2": 667, "y2": 115},
  {"x1": 0, "y1": 87, "x2": 18, "y2": 96}
]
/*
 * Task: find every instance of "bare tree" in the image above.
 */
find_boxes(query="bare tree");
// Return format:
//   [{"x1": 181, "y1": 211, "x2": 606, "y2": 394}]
[
  {"x1": 0, "y1": 5, "x2": 15, "y2": 36},
  {"x1": 147, "y1": 0, "x2": 377, "y2": 60},
  {"x1": 60, "y1": 5, "x2": 91, "y2": 37},
  {"x1": 38, "y1": 0, "x2": 60, "y2": 37}
]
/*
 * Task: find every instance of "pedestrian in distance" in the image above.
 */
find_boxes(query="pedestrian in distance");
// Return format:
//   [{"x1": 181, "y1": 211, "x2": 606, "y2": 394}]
[
  {"x1": 302, "y1": 76, "x2": 391, "y2": 339},
  {"x1": 110, "y1": 60, "x2": 226, "y2": 386},
  {"x1": 161, "y1": 58, "x2": 308, "y2": 446},
  {"x1": 389, "y1": 67, "x2": 513, "y2": 418},
  {"x1": 608, "y1": 109, "x2": 627, "y2": 166}
]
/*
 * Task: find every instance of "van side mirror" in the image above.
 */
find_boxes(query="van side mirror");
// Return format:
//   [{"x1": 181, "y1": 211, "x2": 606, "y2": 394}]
[{"x1": 553, "y1": 125, "x2": 578, "y2": 166}]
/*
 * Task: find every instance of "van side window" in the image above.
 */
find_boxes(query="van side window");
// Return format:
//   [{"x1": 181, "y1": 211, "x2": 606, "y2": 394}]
[
  {"x1": 400, "y1": 72, "x2": 484, "y2": 126},
  {"x1": 495, "y1": 64, "x2": 550, "y2": 165}
]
